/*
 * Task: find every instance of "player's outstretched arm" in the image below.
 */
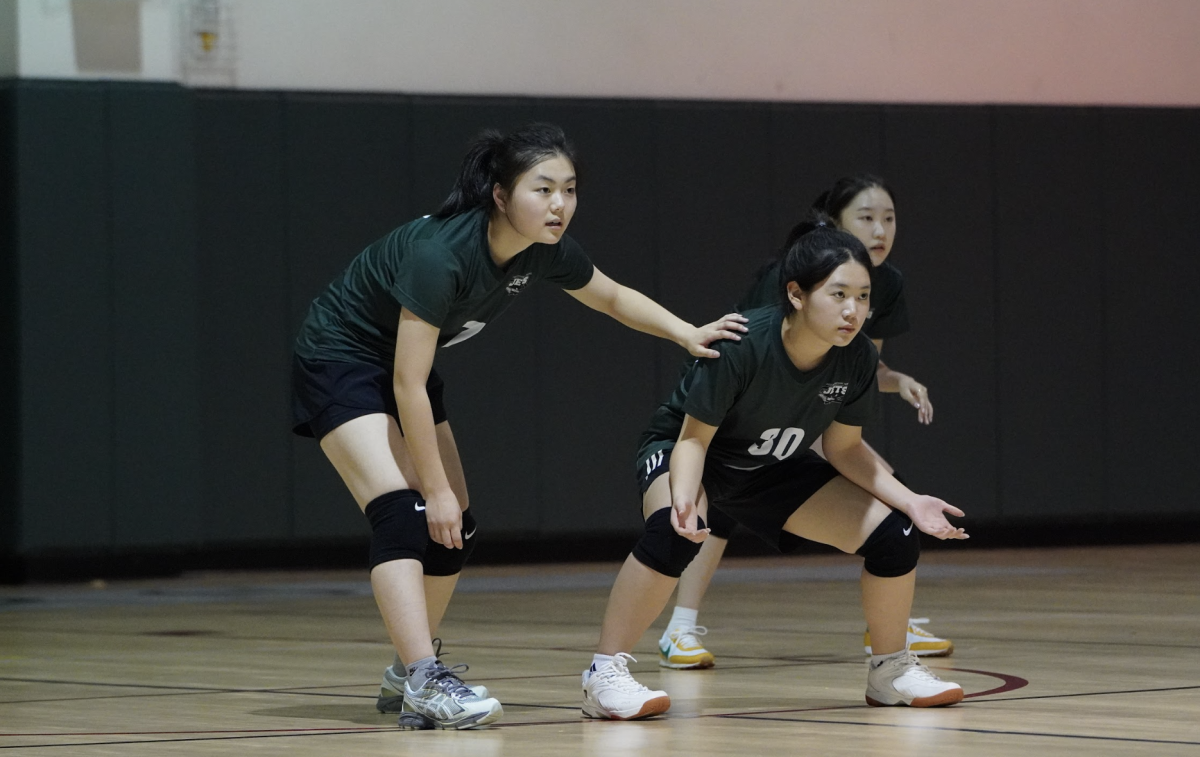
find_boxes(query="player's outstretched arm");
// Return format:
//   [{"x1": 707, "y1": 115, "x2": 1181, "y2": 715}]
[
  {"x1": 566, "y1": 267, "x2": 747, "y2": 357},
  {"x1": 821, "y1": 421, "x2": 966, "y2": 540}
]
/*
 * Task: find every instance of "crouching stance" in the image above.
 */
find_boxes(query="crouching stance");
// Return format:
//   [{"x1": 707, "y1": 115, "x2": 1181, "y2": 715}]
[{"x1": 582, "y1": 226, "x2": 969, "y2": 720}]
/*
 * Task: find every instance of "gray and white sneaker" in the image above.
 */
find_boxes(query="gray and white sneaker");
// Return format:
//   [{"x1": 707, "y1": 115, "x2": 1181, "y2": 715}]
[
  {"x1": 865, "y1": 651, "x2": 963, "y2": 707},
  {"x1": 377, "y1": 660, "x2": 490, "y2": 713},
  {"x1": 398, "y1": 662, "x2": 503, "y2": 730}
]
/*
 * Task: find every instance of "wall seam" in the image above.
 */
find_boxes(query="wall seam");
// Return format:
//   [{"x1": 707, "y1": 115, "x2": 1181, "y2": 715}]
[
  {"x1": 103, "y1": 83, "x2": 117, "y2": 549},
  {"x1": 987, "y1": 106, "x2": 1003, "y2": 517},
  {"x1": 279, "y1": 92, "x2": 295, "y2": 538}
]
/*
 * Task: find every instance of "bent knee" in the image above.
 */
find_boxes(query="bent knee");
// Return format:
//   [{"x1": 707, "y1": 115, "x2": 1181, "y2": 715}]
[{"x1": 855, "y1": 509, "x2": 920, "y2": 577}]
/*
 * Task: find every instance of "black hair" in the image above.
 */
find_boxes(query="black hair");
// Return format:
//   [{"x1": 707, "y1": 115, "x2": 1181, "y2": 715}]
[
  {"x1": 811, "y1": 173, "x2": 896, "y2": 223},
  {"x1": 749, "y1": 173, "x2": 895, "y2": 294},
  {"x1": 433, "y1": 123, "x2": 579, "y2": 218},
  {"x1": 776, "y1": 226, "x2": 872, "y2": 310}
]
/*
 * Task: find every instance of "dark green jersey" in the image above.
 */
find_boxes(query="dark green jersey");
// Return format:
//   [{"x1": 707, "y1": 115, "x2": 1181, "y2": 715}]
[
  {"x1": 738, "y1": 259, "x2": 910, "y2": 340},
  {"x1": 641, "y1": 306, "x2": 880, "y2": 469},
  {"x1": 294, "y1": 209, "x2": 594, "y2": 368}
]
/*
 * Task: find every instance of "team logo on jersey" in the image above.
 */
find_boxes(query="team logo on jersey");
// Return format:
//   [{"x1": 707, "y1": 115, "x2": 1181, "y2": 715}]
[
  {"x1": 506, "y1": 273, "x2": 532, "y2": 295},
  {"x1": 818, "y1": 382, "x2": 850, "y2": 405}
]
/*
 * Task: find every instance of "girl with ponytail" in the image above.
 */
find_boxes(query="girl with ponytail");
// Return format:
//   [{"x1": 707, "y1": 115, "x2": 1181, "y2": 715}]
[{"x1": 291, "y1": 122, "x2": 747, "y2": 730}]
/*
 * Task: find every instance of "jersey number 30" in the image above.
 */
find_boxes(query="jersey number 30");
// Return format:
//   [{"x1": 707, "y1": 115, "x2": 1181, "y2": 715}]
[{"x1": 747, "y1": 427, "x2": 805, "y2": 460}]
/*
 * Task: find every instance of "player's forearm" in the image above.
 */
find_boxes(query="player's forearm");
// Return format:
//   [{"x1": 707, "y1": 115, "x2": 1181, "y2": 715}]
[
  {"x1": 825, "y1": 442, "x2": 915, "y2": 515},
  {"x1": 874, "y1": 360, "x2": 906, "y2": 393},
  {"x1": 605, "y1": 285, "x2": 692, "y2": 347},
  {"x1": 668, "y1": 437, "x2": 707, "y2": 510}
]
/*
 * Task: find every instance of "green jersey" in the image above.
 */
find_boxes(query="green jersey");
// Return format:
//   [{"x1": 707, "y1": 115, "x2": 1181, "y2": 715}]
[
  {"x1": 738, "y1": 259, "x2": 910, "y2": 340},
  {"x1": 294, "y1": 209, "x2": 595, "y2": 368},
  {"x1": 640, "y1": 306, "x2": 880, "y2": 469}
]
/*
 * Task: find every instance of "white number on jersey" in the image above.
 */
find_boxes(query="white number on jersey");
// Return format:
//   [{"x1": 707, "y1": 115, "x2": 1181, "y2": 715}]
[
  {"x1": 747, "y1": 427, "x2": 805, "y2": 460},
  {"x1": 442, "y1": 320, "x2": 486, "y2": 348}
]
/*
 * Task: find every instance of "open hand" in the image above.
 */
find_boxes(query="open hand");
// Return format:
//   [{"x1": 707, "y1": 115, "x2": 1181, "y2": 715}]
[{"x1": 907, "y1": 494, "x2": 967, "y2": 540}]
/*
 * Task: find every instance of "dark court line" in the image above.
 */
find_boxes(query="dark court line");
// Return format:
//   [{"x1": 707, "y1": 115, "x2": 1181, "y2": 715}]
[
  {"x1": 715, "y1": 713, "x2": 1200, "y2": 747},
  {"x1": 962, "y1": 683, "x2": 1200, "y2": 704},
  {"x1": 0, "y1": 728, "x2": 393, "y2": 750}
]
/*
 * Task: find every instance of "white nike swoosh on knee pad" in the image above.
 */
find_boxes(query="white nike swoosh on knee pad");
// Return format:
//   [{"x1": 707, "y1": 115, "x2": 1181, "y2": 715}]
[{"x1": 464, "y1": 528, "x2": 477, "y2": 539}]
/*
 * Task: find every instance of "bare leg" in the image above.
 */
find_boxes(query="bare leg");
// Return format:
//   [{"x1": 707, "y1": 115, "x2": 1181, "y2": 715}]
[
  {"x1": 598, "y1": 555, "x2": 681, "y2": 655},
  {"x1": 861, "y1": 570, "x2": 915, "y2": 655},
  {"x1": 674, "y1": 535, "x2": 728, "y2": 611},
  {"x1": 320, "y1": 414, "x2": 471, "y2": 667},
  {"x1": 596, "y1": 475, "x2": 707, "y2": 654},
  {"x1": 782, "y1": 475, "x2": 909, "y2": 654},
  {"x1": 425, "y1": 422, "x2": 469, "y2": 637}
]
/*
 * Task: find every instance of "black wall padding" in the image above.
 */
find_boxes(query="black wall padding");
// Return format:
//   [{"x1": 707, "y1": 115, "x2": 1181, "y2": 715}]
[{"x1": 5, "y1": 80, "x2": 1199, "y2": 565}]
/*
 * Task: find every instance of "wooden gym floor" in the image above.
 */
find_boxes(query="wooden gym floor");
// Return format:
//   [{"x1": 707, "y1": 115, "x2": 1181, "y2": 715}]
[{"x1": 1, "y1": 544, "x2": 1197, "y2": 756}]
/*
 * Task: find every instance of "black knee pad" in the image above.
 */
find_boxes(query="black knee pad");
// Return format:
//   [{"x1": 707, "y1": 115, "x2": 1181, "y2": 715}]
[
  {"x1": 421, "y1": 508, "x2": 478, "y2": 577},
  {"x1": 856, "y1": 509, "x2": 920, "y2": 578},
  {"x1": 631, "y1": 508, "x2": 706, "y2": 578},
  {"x1": 705, "y1": 505, "x2": 737, "y2": 540},
  {"x1": 364, "y1": 489, "x2": 429, "y2": 570}
]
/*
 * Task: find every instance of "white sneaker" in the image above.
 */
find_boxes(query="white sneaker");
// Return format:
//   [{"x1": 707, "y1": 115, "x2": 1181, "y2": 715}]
[
  {"x1": 582, "y1": 653, "x2": 671, "y2": 720},
  {"x1": 658, "y1": 626, "x2": 716, "y2": 669},
  {"x1": 865, "y1": 617, "x2": 954, "y2": 657},
  {"x1": 865, "y1": 651, "x2": 963, "y2": 707},
  {"x1": 399, "y1": 662, "x2": 503, "y2": 729}
]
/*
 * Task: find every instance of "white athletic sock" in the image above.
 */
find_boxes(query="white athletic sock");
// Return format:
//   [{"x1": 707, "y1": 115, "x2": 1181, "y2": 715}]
[
  {"x1": 665, "y1": 606, "x2": 699, "y2": 636},
  {"x1": 870, "y1": 649, "x2": 907, "y2": 668},
  {"x1": 390, "y1": 653, "x2": 405, "y2": 678},
  {"x1": 590, "y1": 653, "x2": 615, "y2": 673}
]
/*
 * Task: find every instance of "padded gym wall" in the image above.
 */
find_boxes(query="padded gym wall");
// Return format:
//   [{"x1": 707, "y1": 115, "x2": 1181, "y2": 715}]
[
  {"x1": 0, "y1": 81, "x2": 15, "y2": 560},
  {"x1": 5, "y1": 80, "x2": 1198, "y2": 575}
]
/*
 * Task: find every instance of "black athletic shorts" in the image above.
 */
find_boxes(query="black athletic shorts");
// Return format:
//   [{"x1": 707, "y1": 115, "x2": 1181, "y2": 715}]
[
  {"x1": 636, "y1": 443, "x2": 839, "y2": 553},
  {"x1": 291, "y1": 356, "x2": 447, "y2": 440}
]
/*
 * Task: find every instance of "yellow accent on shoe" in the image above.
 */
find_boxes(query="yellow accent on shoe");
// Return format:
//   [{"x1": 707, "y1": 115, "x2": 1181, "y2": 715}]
[
  {"x1": 658, "y1": 626, "x2": 716, "y2": 669},
  {"x1": 864, "y1": 618, "x2": 954, "y2": 658}
]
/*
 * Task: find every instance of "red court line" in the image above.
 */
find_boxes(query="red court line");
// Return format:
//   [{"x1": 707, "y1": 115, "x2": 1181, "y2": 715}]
[{"x1": 952, "y1": 667, "x2": 1030, "y2": 698}]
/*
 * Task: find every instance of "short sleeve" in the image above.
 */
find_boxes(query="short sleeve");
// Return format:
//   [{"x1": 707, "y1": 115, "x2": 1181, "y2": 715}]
[
  {"x1": 390, "y1": 240, "x2": 459, "y2": 328},
  {"x1": 680, "y1": 342, "x2": 748, "y2": 427},
  {"x1": 833, "y1": 339, "x2": 881, "y2": 426},
  {"x1": 541, "y1": 235, "x2": 595, "y2": 290}
]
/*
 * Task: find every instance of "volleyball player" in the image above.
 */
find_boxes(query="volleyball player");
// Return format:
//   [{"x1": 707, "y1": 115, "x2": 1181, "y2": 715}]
[
  {"x1": 291, "y1": 123, "x2": 747, "y2": 729},
  {"x1": 582, "y1": 225, "x2": 967, "y2": 720},
  {"x1": 659, "y1": 175, "x2": 953, "y2": 670}
]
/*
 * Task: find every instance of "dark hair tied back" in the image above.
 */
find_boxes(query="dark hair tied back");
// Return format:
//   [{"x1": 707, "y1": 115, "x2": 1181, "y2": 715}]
[
  {"x1": 434, "y1": 123, "x2": 579, "y2": 218},
  {"x1": 811, "y1": 173, "x2": 895, "y2": 221},
  {"x1": 775, "y1": 226, "x2": 872, "y2": 309}
]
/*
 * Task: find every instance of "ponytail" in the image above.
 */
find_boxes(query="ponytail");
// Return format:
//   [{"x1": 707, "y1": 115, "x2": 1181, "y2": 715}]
[{"x1": 434, "y1": 130, "x2": 504, "y2": 218}]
